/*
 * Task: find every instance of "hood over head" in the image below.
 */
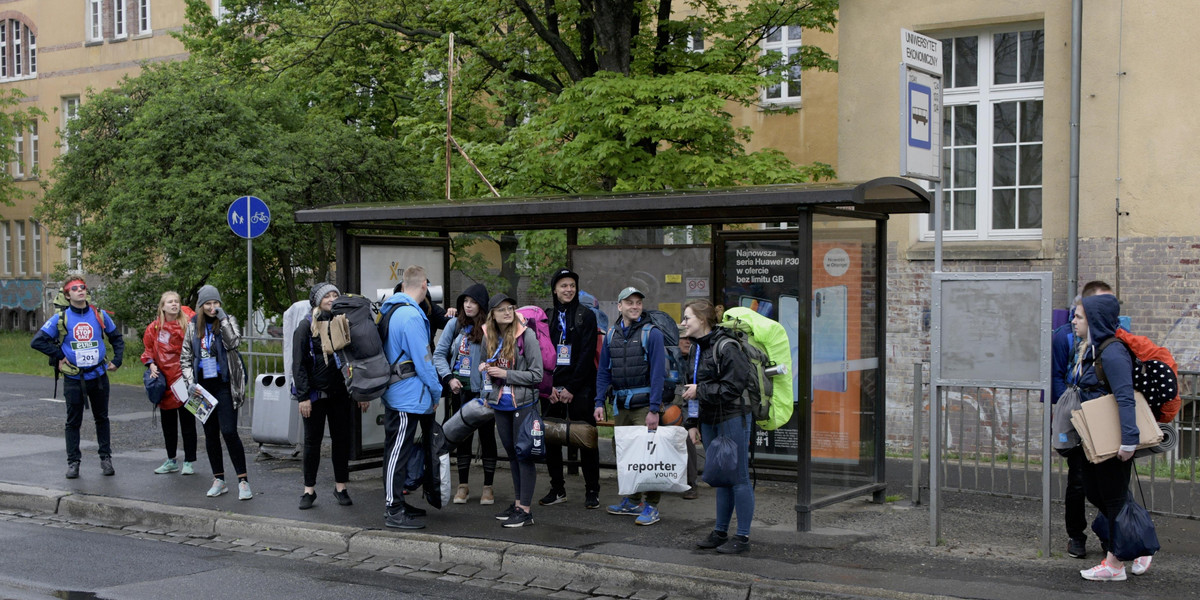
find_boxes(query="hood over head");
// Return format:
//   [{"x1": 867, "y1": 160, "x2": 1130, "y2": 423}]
[
  {"x1": 1081, "y1": 294, "x2": 1120, "y2": 345},
  {"x1": 456, "y1": 283, "x2": 490, "y2": 314}
]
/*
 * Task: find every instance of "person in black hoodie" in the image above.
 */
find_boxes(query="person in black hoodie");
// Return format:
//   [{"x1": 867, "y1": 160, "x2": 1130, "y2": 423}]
[
  {"x1": 537, "y1": 268, "x2": 601, "y2": 509},
  {"x1": 291, "y1": 283, "x2": 370, "y2": 510},
  {"x1": 681, "y1": 299, "x2": 754, "y2": 554},
  {"x1": 1073, "y1": 293, "x2": 1146, "y2": 581}
]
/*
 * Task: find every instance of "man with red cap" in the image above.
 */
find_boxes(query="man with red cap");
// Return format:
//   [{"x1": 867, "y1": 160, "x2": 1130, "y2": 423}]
[{"x1": 32, "y1": 278, "x2": 124, "y2": 479}]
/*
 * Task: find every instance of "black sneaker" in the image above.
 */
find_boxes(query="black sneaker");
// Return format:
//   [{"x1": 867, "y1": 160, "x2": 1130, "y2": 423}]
[
  {"x1": 384, "y1": 512, "x2": 426, "y2": 530},
  {"x1": 333, "y1": 489, "x2": 353, "y2": 506},
  {"x1": 584, "y1": 490, "x2": 600, "y2": 510},
  {"x1": 1068, "y1": 537, "x2": 1087, "y2": 559},
  {"x1": 494, "y1": 504, "x2": 519, "y2": 521},
  {"x1": 538, "y1": 489, "x2": 567, "y2": 506},
  {"x1": 402, "y1": 501, "x2": 425, "y2": 517},
  {"x1": 716, "y1": 535, "x2": 750, "y2": 555},
  {"x1": 502, "y1": 507, "x2": 535, "y2": 528},
  {"x1": 299, "y1": 492, "x2": 316, "y2": 510},
  {"x1": 697, "y1": 530, "x2": 728, "y2": 549},
  {"x1": 100, "y1": 457, "x2": 115, "y2": 476},
  {"x1": 65, "y1": 462, "x2": 80, "y2": 479}
]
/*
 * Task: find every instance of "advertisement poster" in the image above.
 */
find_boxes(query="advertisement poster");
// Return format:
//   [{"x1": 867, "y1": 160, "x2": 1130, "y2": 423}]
[{"x1": 721, "y1": 237, "x2": 863, "y2": 465}]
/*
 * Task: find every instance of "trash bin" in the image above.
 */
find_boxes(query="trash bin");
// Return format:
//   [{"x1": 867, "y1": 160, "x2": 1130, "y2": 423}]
[{"x1": 251, "y1": 374, "x2": 300, "y2": 445}]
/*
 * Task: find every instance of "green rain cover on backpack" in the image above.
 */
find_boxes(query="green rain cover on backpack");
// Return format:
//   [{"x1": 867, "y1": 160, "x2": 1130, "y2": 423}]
[{"x1": 718, "y1": 307, "x2": 793, "y2": 430}]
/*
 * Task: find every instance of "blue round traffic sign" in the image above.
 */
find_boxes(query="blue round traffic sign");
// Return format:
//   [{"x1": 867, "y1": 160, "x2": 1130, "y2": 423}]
[{"x1": 227, "y1": 196, "x2": 270, "y2": 239}]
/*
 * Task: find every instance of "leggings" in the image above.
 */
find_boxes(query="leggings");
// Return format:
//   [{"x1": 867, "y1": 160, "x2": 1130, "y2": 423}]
[
  {"x1": 160, "y1": 405, "x2": 198, "y2": 463},
  {"x1": 199, "y1": 379, "x2": 247, "y2": 478},
  {"x1": 301, "y1": 390, "x2": 354, "y2": 487}
]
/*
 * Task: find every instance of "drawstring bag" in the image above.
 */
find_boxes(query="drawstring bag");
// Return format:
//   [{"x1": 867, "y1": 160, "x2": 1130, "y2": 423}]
[
  {"x1": 1051, "y1": 386, "x2": 1082, "y2": 455},
  {"x1": 143, "y1": 368, "x2": 167, "y2": 406},
  {"x1": 515, "y1": 405, "x2": 546, "y2": 462},
  {"x1": 1090, "y1": 469, "x2": 1160, "y2": 561},
  {"x1": 702, "y1": 432, "x2": 739, "y2": 488}
]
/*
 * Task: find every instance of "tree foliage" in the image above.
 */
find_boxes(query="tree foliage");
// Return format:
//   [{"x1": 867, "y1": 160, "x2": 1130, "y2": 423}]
[
  {"x1": 0, "y1": 89, "x2": 45, "y2": 214},
  {"x1": 38, "y1": 60, "x2": 427, "y2": 325}
]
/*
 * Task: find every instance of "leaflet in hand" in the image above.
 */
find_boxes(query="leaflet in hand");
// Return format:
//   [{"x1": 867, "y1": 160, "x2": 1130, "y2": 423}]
[
  {"x1": 184, "y1": 384, "x2": 219, "y2": 423},
  {"x1": 170, "y1": 379, "x2": 189, "y2": 406}
]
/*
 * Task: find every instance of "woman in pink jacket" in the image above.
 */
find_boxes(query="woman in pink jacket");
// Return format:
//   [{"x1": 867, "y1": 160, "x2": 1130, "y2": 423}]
[{"x1": 141, "y1": 291, "x2": 197, "y2": 475}]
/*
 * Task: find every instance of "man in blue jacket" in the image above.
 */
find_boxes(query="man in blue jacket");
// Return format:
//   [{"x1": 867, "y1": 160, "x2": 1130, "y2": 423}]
[
  {"x1": 379, "y1": 266, "x2": 443, "y2": 529},
  {"x1": 31, "y1": 278, "x2": 124, "y2": 479}
]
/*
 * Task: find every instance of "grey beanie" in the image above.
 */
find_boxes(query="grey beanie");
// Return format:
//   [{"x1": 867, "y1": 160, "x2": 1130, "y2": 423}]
[
  {"x1": 309, "y1": 282, "x2": 340, "y2": 308},
  {"x1": 196, "y1": 285, "x2": 222, "y2": 310}
]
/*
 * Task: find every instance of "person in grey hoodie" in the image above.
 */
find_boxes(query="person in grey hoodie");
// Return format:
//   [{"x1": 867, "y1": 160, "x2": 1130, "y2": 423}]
[{"x1": 433, "y1": 283, "x2": 497, "y2": 505}]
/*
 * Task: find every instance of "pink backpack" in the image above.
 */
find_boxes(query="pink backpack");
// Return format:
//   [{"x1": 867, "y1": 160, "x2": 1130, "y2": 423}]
[{"x1": 516, "y1": 305, "x2": 557, "y2": 399}]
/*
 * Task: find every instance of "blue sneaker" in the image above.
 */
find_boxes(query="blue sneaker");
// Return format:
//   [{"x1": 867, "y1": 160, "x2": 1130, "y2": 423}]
[
  {"x1": 606, "y1": 497, "x2": 644, "y2": 516},
  {"x1": 635, "y1": 504, "x2": 660, "y2": 526},
  {"x1": 154, "y1": 458, "x2": 179, "y2": 474},
  {"x1": 206, "y1": 479, "x2": 228, "y2": 497}
]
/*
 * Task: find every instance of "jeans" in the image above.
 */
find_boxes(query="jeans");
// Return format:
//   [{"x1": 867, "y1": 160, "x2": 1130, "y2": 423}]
[
  {"x1": 64, "y1": 374, "x2": 110, "y2": 463},
  {"x1": 495, "y1": 405, "x2": 538, "y2": 507},
  {"x1": 160, "y1": 405, "x2": 198, "y2": 463},
  {"x1": 302, "y1": 390, "x2": 354, "y2": 487},
  {"x1": 200, "y1": 379, "x2": 247, "y2": 478},
  {"x1": 1082, "y1": 455, "x2": 1133, "y2": 550},
  {"x1": 701, "y1": 414, "x2": 755, "y2": 537},
  {"x1": 541, "y1": 392, "x2": 600, "y2": 494}
]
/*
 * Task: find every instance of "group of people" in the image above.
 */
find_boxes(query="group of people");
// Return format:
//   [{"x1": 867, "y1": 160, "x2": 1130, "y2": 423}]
[
  {"x1": 1051, "y1": 280, "x2": 1155, "y2": 581},
  {"x1": 29, "y1": 266, "x2": 759, "y2": 554}
]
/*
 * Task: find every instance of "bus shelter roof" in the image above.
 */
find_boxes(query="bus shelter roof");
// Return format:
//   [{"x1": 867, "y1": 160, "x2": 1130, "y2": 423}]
[{"x1": 294, "y1": 177, "x2": 930, "y2": 231}]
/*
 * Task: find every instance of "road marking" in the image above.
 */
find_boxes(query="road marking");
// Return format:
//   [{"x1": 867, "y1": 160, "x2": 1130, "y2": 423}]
[{"x1": 40, "y1": 398, "x2": 64, "y2": 403}]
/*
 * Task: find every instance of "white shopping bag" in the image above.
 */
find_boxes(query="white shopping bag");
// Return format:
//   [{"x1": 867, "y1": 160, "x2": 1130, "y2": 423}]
[{"x1": 615, "y1": 425, "x2": 690, "y2": 496}]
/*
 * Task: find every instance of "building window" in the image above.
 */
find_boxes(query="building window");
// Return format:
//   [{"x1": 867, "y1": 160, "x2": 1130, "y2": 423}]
[
  {"x1": 686, "y1": 29, "x2": 704, "y2": 53},
  {"x1": 12, "y1": 128, "x2": 22, "y2": 178},
  {"x1": 27, "y1": 30, "x2": 34, "y2": 74},
  {"x1": 15, "y1": 220, "x2": 25, "y2": 274},
  {"x1": 763, "y1": 24, "x2": 802, "y2": 103},
  {"x1": 0, "y1": 18, "x2": 37, "y2": 80},
  {"x1": 138, "y1": 0, "x2": 152, "y2": 34},
  {"x1": 114, "y1": 0, "x2": 127, "y2": 38},
  {"x1": 61, "y1": 96, "x2": 80, "y2": 153},
  {"x1": 1, "y1": 221, "x2": 10, "y2": 274},
  {"x1": 88, "y1": 0, "x2": 103, "y2": 41},
  {"x1": 31, "y1": 220, "x2": 40, "y2": 274},
  {"x1": 924, "y1": 27, "x2": 1044, "y2": 241}
]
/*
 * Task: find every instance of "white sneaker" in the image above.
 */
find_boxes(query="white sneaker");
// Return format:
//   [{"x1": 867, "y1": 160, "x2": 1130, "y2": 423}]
[
  {"x1": 238, "y1": 480, "x2": 253, "y2": 501},
  {"x1": 1131, "y1": 555, "x2": 1152, "y2": 576},
  {"x1": 206, "y1": 479, "x2": 228, "y2": 497},
  {"x1": 1080, "y1": 559, "x2": 1127, "y2": 581}
]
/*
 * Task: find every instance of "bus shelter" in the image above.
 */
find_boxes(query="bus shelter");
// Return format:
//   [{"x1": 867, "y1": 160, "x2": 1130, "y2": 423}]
[{"x1": 295, "y1": 177, "x2": 930, "y2": 531}]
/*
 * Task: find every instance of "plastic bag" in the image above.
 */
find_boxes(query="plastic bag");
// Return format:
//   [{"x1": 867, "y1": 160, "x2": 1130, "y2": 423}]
[
  {"x1": 615, "y1": 426, "x2": 690, "y2": 496},
  {"x1": 1051, "y1": 386, "x2": 1082, "y2": 454},
  {"x1": 702, "y1": 434, "x2": 739, "y2": 488},
  {"x1": 1111, "y1": 491, "x2": 1160, "y2": 561},
  {"x1": 422, "y1": 421, "x2": 450, "y2": 509}
]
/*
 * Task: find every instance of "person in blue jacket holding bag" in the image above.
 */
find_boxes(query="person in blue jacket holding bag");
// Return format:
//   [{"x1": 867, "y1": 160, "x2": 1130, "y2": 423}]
[
  {"x1": 1073, "y1": 292, "x2": 1150, "y2": 581},
  {"x1": 380, "y1": 266, "x2": 444, "y2": 530}
]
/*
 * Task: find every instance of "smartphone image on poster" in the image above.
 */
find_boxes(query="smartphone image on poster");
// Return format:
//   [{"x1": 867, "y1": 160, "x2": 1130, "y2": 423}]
[
  {"x1": 739, "y1": 295, "x2": 775, "y2": 318},
  {"x1": 812, "y1": 285, "x2": 847, "y2": 393},
  {"x1": 778, "y1": 295, "x2": 800, "y2": 395}
]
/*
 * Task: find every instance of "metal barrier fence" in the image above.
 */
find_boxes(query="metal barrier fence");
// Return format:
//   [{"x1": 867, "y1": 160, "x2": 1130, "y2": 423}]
[{"x1": 909, "y1": 363, "x2": 1200, "y2": 520}]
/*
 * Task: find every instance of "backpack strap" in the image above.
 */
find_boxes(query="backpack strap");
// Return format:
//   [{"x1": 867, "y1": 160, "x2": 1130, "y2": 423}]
[{"x1": 1091, "y1": 337, "x2": 1124, "y2": 390}]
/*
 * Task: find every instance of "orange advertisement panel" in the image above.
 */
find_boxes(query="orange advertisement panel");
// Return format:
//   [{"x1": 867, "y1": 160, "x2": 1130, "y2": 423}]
[{"x1": 810, "y1": 241, "x2": 863, "y2": 464}]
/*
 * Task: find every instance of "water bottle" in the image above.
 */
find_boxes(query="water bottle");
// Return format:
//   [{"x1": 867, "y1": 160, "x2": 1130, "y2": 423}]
[{"x1": 764, "y1": 364, "x2": 788, "y2": 377}]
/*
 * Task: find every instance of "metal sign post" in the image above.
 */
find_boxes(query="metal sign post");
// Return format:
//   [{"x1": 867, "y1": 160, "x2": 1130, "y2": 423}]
[{"x1": 228, "y1": 196, "x2": 271, "y2": 387}]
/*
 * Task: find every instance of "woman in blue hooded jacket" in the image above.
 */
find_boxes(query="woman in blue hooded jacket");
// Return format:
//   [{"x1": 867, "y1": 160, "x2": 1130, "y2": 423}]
[{"x1": 1073, "y1": 293, "x2": 1147, "y2": 581}]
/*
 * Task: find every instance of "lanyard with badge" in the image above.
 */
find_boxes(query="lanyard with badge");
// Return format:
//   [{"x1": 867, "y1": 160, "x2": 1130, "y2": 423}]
[
  {"x1": 455, "y1": 325, "x2": 473, "y2": 376},
  {"x1": 481, "y1": 339, "x2": 503, "y2": 393},
  {"x1": 689, "y1": 348, "x2": 700, "y2": 419},
  {"x1": 199, "y1": 324, "x2": 219, "y2": 379},
  {"x1": 556, "y1": 310, "x2": 571, "y2": 366}
]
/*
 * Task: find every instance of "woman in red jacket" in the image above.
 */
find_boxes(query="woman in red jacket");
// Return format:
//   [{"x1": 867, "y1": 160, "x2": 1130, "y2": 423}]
[{"x1": 141, "y1": 291, "x2": 197, "y2": 475}]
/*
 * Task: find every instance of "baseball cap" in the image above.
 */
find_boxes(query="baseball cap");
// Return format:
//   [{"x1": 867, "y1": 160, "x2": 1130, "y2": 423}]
[{"x1": 616, "y1": 287, "x2": 645, "y2": 303}]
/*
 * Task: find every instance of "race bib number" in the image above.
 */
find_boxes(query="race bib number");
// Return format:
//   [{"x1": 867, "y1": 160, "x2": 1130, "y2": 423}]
[
  {"x1": 556, "y1": 344, "x2": 571, "y2": 366},
  {"x1": 71, "y1": 341, "x2": 101, "y2": 368}
]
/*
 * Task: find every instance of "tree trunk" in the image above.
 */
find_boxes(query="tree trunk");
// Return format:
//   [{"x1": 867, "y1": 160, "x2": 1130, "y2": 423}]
[{"x1": 593, "y1": 0, "x2": 636, "y2": 74}]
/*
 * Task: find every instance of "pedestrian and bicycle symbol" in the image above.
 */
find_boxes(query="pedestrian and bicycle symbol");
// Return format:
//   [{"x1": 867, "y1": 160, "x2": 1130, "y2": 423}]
[{"x1": 227, "y1": 196, "x2": 271, "y2": 239}]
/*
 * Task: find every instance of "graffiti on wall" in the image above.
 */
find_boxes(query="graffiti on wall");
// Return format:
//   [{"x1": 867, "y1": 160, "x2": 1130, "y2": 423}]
[{"x1": 0, "y1": 279, "x2": 44, "y2": 311}]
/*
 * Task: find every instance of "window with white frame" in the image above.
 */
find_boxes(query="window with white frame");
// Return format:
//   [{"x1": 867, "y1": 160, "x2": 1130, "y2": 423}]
[
  {"x1": 0, "y1": 23, "x2": 6, "y2": 78},
  {"x1": 61, "y1": 96, "x2": 81, "y2": 153},
  {"x1": 0, "y1": 18, "x2": 36, "y2": 81},
  {"x1": 212, "y1": 0, "x2": 227, "y2": 19},
  {"x1": 88, "y1": 0, "x2": 103, "y2": 42},
  {"x1": 1, "y1": 221, "x2": 10, "y2": 274},
  {"x1": 12, "y1": 128, "x2": 22, "y2": 178},
  {"x1": 924, "y1": 27, "x2": 1044, "y2": 241},
  {"x1": 31, "y1": 220, "x2": 40, "y2": 274},
  {"x1": 15, "y1": 220, "x2": 25, "y2": 274},
  {"x1": 114, "y1": 0, "x2": 127, "y2": 38},
  {"x1": 138, "y1": 0, "x2": 152, "y2": 34},
  {"x1": 763, "y1": 24, "x2": 802, "y2": 103},
  {"x1": 29, "y1": 121, "x2": 37, "y2": 175},
  {"x1": 685, "y1": 28, "x2": 704, "y2": 53}
]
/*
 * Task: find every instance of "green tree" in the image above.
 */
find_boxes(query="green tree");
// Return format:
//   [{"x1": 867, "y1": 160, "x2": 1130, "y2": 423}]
[
  {"x1": 0, "y1": 89, "x2": 45, "y2": 215},
  {"x1": 37, "y1": 60, "x2": 429, "y2": 325}
]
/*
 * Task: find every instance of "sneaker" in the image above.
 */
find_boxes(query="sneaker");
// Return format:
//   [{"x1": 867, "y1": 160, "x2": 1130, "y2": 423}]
[
  {"x1": 1068, "y1": 537, "x2": 1087, "y2": 559},
  {"x1": 238, "y1": 481, "x2": 253, "y2": 500},
  {"x1": 480, "y1": 485, "x2": 495, "y2": 505},
  {"x1": 403, "y1": 501, "x2": 426, "y2": 518},
  {"x1": 333, "y1": 488, "x2": 353, "y2": 506},
  {"x1": 181, "y1": 462, "x2": 195, "y2": 476},
  {"x1": 1080, "y1": 559, "x2": 1127, "y2": 581},
  {"x1": 385, "y1": 512, "x2": 426, "y2": 530},
  {"x1": 538, "y1": 488, "x2": 567, "y2": 506},
  {"x1": 502, "y1": 507, "x2": 535, "y2": 528},
  {"x1": 299, "y1": 492, "x2": 316, "y2": 510},
  {"x1": 584, "y1": 490, "x2": 600, "y2": 510},
  {"x1": 606, "y1": 497, "x2": 644, "y2": 516},
  {"x1": 697, "y1": 530, "x2": 729, "y2": 549},
  {"x1": 495, "y1": 504, "x2": 520, "y2": 521},
  {"x1": 634, "y1": 504, "x2": 660, "y2": 526},
  {"x1": 154, "y1": 459, "x2": 179, "y2": 474},
  {"x1": 100, "y1": 457, "x2": 115, "y2": 476},
  {"x1": 65, "y1": 462, "x2": 80, "y2": 479},
  {"x1": 682, "y1": 486, "x2": 699, "y2": 500},
  {"x1": 717, "y1": 535, "x2": 751, "y2": 555},
  {"x1": 1131, "y1": 555, "x2": 1152, "y2": 576},
  {"x1": 206, "y1": 479, "x2": 228, "y2": 497},
  {"x1": 453, "y1": 484, "x2": 470, "y2": 504}
]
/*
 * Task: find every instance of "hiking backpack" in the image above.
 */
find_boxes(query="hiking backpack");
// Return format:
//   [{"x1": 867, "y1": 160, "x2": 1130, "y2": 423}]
[
  {"x1": 715, "y1": 307, "x2": 793, "y2": 431},
  {"x1": 604, "y1": 309, "x2": 682, "y2": 404},
  {"x1": 329, "y1": 294, "x2": 413, "y2": 402},
  {"x1": 1093, "y1": 332, "x2": 1181, "y2": 423},
  {"x1": 516, "y1": 305, "x2": 557, "y2": 399},
  {"x1": 46, "y1": 290, "x2": 112, "y2": 397},
  {"x1": 575, "y1": 291, "x2": 608, "y2": 369}
]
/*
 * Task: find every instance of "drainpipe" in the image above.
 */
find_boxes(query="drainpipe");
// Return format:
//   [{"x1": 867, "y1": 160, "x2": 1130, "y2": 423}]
[{"x1": 1066, "y1": 0, "x2": 1082, "y2": 305}]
